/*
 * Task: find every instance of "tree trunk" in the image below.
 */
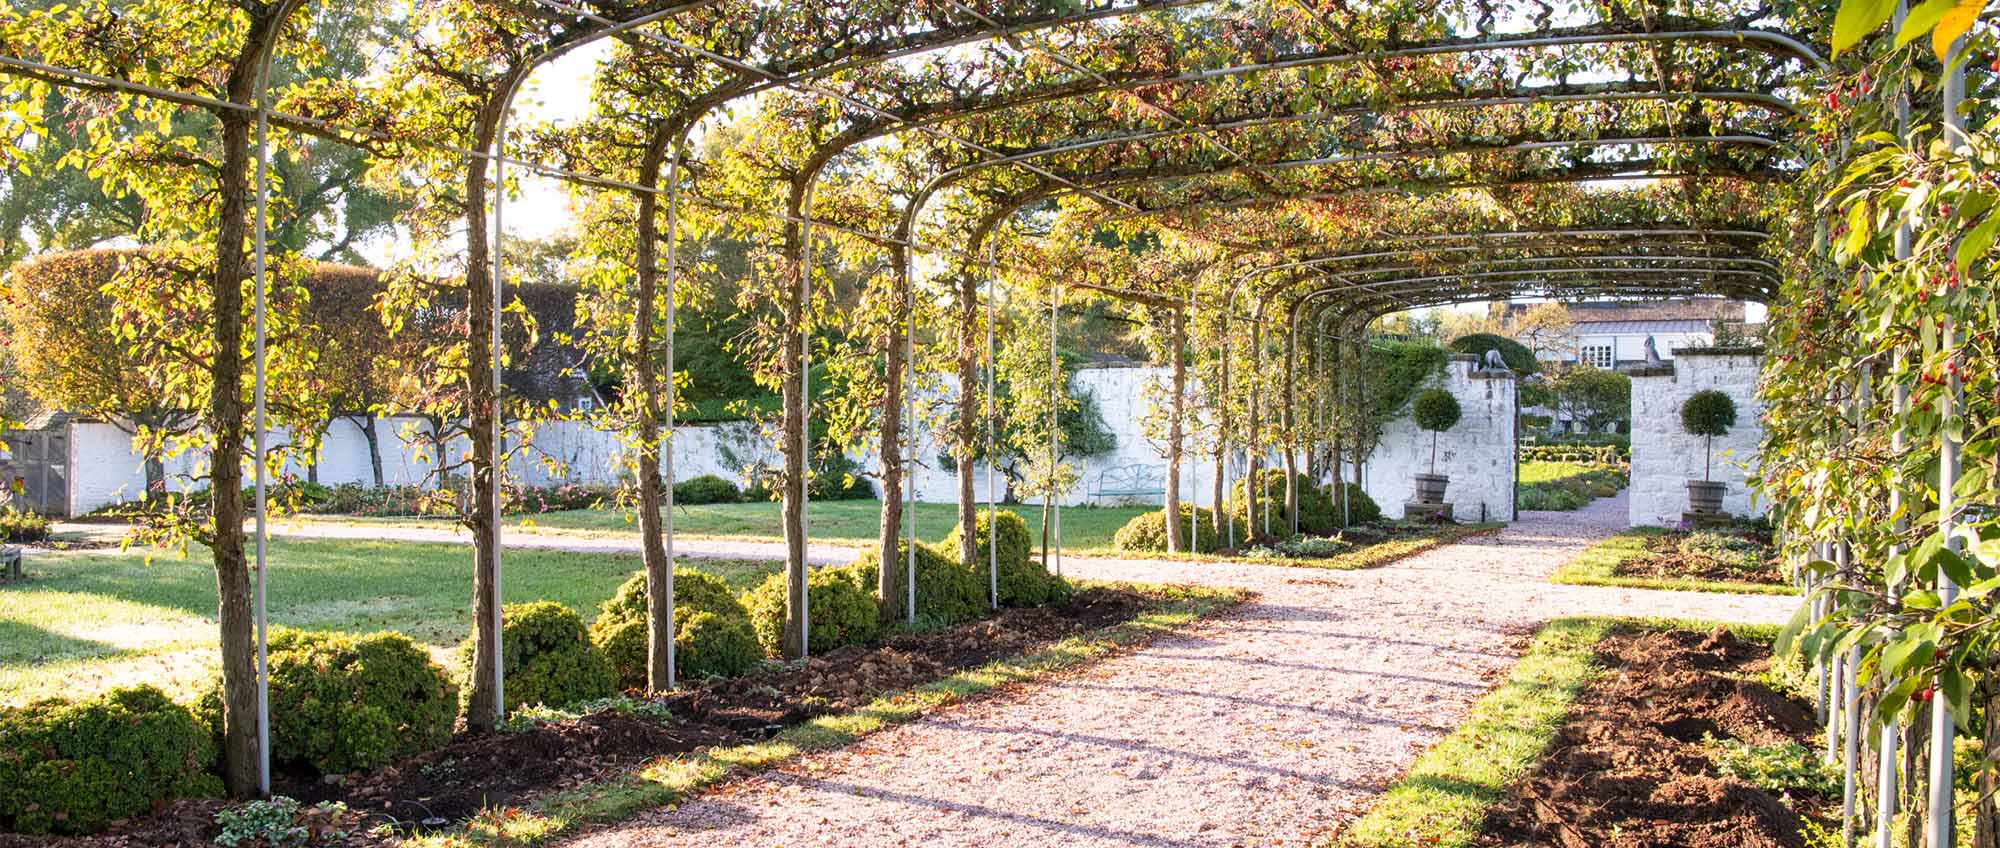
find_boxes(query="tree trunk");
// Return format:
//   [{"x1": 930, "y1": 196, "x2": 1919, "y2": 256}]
[
  {"x1": 1212, "y1": 333, "x2": 1229, "y2": 538},
  {"x1": 633, "y1": 136, "x2": 674, "y2": 691},
  {"x1": 875, "y1": 243, "x2": 908, "y2": 622},
  {"x1": 1281, "y1": 323, "x2": 1298, "y2": 533},
  {"x1": 1979, "y1": 673, "x2": 2000, "y2": 846},
  {"x1": 209, "y1": 102, "x2": 260, "y2": 799},
  {"x1": 955, "y1": 269, "x2": 978, "y2": 568},
  {"x1": 1165, "y1": 308, "x2": 1186, "y2": 552},
  {"x1": 1247, "y1": 320, "x2": 1263, "y2": 539},
  {"x1": 357, "y1": 415, "x2": 384, "y2": 487},
  {"x1": 780, "y1": 178, "x2": 811, "y2": 659},
  {"x1": 460, "y1": 85, "x2": 521, "y2": 730}
]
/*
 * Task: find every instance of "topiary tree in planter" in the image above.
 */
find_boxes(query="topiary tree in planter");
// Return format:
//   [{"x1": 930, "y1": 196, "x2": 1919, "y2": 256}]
[
  {"x1": 1680, "y1": 390, "x2": 1738, "y2": 514},
  {"x1": 1411, "y1": 388, "x2": 1462, "y2": 504}
]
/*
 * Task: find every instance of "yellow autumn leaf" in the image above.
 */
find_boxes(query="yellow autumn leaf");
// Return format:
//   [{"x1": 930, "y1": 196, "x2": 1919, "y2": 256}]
[{"x1": 1931, "y1": 0, "x2": 1986, "y2": 61}]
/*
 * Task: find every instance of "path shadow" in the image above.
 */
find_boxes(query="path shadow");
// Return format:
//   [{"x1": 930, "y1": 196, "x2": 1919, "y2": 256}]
[{"x1": 0, "y1": 618, "x2": 121, "y2": 667}]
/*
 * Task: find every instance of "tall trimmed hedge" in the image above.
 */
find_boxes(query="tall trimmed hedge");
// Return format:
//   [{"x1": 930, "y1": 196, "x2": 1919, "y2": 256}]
[
  {"x1": 1448, "y1": 332, "x2": 1539, "y2": 374},
  {"x1": 0, "y1": 686, "x2": 221, "y2": 835}
]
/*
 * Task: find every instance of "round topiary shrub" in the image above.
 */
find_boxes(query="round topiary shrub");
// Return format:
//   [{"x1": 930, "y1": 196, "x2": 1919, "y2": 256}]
[
  {"x1": 673, "y1": 610, "x2": 763, "y2": 680},
  {"x1": 1332, "y1": 481, "x2": 1383, "y2": 525},
  {"x1": 1230, "y1": 469, "x2": 1343, "y2": 535},
  {"x1": 1111, "y1": 504, "x2": 1221, "y2": 553},
  {"x1": 672, "y1": 474, "x2": 741, "y2": 505},
  {"x1": 460, "y1": 601, "x2": 615, "y2": 713},
  {"x1": 845, "y1": 541, "x2": 987, "y2": 627},
  {"x1": 946, "y1": 509, "x2": 1070, "y2": 607},
  {"x1": 1412, "y1": 388, "x2": 1462, "y2": 432},
  {"x1": 590, "y1": 568, "x2": 761, "y2": 686},
  {"x1": 743, "y1": 565, "x2": 882, "y2": 656},
  {"x1": 1447, "y1": 332, "x2": 1539, "y2": 374},
  {"x1": 0, "y1": 685, "x2": 222, "y2": 835},
  {"x1": 213, "y1": 629, "x2": 457, "y2": 775},
  {"x1": 1680, "y1": 389, "x2": 1739, "y2": 480}
]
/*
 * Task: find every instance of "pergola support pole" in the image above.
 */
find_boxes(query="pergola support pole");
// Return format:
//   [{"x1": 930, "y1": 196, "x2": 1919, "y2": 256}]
[{"x1": 1929, "y1": 37, "x2": 1967, "y2": 848}]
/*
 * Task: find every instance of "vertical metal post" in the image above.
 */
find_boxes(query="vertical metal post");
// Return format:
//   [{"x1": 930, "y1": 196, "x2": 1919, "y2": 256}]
[
  {"x1": 799, "y1": 183, "x2": 814, "y2": 660},
  {"x1": 985, "y1": 249, "x2": 998, "y2": 610},
  {"x1": 250, "y1": 56, "x2": 273, "y2": 799},
  {"x1": 661, "y1": 142, "x2": 684, "y2": 687},
  {"x1": 905, "y1": 248, "x2": 917, "y2": 625},
  {"x1": 1048, "y1": 280, "x2": 1061, "y2": 577},
  {"x1": 1878, "y1": 30, "x2": 1914, "y2": 833},
  {"x1": 1930, "y1": 39, "x2": 1967, "y2": 848}
]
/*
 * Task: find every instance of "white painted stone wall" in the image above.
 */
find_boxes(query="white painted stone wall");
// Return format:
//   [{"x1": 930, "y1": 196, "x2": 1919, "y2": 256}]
[
  {"x1": 62, "y1": 363, "x2": 1521, "y2": 522},
  {"x1": 1628, "y1": 349, "x2": 1767, "y2": 527},
  {"x1": 1359, "y1": 356, "x2": 1518, "y2": 523}
]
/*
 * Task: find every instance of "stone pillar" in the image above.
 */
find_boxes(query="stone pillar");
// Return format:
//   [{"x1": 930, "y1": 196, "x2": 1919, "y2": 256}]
[
  {"x1": 1628, "y1": 347, "x2": 1766, "y2": 527},
  {"x1": 1362, "y1": 355, "x2": 1518, "y2": 523}
]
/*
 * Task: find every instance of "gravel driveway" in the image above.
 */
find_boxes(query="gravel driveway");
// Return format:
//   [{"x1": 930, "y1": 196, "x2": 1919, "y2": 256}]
[{"x1": 546, "y1": 494, "x2": 1793, "y2": 847}]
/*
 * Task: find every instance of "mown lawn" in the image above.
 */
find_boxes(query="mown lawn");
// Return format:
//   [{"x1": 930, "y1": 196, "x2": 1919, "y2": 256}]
[
  {"x1": 1518, "y1": 460, "x2": 1605, "y2": 485},
  {"x1": 310, "y1": 499, "x2": 1157, "y2": 551},
  {"x1": 0, "y1": 538, "x2": 777, "y2": 705}
]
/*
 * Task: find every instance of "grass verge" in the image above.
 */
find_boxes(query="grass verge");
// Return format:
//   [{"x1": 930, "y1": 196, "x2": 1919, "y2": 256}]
[
  {"x1": 407, "y1": 582, "x2": 1249, "y2": 847},
  {"x1": 1075, "y1": 522, "x2": 1504, "y2": 569},
  {"x1": 1336, "y1": 615, "x2": 1783, "y2": 848},
  {"x1": 1550, "y1": 530, "x2": 1793, "y2": 596}
]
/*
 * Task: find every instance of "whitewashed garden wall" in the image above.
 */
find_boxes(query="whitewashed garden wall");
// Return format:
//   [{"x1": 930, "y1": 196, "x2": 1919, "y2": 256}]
[
  {"x1": 61, "y1": 363, "x2": 1521, "y2": 522},
  {"x1": 1359, "y1": 355, "x2": 1518, "y2": 523},
  {"x1": 1627, "y1": 348, "x2": 1767, "y2": 527}
]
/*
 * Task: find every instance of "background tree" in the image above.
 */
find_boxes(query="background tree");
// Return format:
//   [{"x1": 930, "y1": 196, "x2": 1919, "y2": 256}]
[
  {"x1": 1507, "y1": 301, "x2": 1575, "y2": 360},
  {"x1": 1550, "y1": 365, "x2": 1632, "y2": 434}
]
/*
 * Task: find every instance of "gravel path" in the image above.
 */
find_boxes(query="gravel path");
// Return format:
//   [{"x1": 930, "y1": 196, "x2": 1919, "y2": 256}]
[{"x1": 551, "y1": 493, "x2": 1794, "y2": 848}]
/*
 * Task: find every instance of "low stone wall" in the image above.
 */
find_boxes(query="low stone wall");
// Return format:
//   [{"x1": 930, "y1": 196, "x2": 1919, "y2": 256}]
[
  {"x1": 1628, "y1": 348, "x2": 1767, "y2": 527},
  {"x1": 1360, "y1": 355, "x2": 1518, "y2": 523}
]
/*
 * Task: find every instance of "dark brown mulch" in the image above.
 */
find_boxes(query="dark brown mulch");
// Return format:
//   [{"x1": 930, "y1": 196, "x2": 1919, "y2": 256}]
[
  {"x1": 1476, "y1": 628, "x2": 1827, "y2": 848},
  {"x1": 14, "y1": 587, "x2": 1163, "y2": 846},
  {"x1": 1612, "y1": 535, "x2": 1785, "y2": 586}
]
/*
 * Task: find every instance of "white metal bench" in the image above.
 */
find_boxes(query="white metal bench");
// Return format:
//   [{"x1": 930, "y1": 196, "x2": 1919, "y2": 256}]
[{"x1": 1089, "y1": 464, "x2": 1165, "y2": 505}]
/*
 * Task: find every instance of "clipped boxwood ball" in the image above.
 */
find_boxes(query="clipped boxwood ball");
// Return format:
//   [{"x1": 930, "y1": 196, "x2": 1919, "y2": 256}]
[
  {"x1": 1412, "y1": 388, "x2": 1462, "y2": 433},
  {"x1": 461, "y1": 601, "x2": 615, "y2": 713},
  {"x1": 1111, "y1": 504, "x2": 1221, "y2": 553},
  {"x1": 208, "y1": 629, "x2": 456, "y2": 775},
  {"x1": 591, "y1": 568, "x2": 761, "y2": 687},
  {"x1": 948, "y1": 509, "x2": 1070, "y2": 607},
  {"x1": 1681, "y1": 389, "x2": 1738, "y2": 437},
  {"x1": 0, "y1": 686, "x2": 222, "y2": 835},
  {"x1": 743, "y1": 565, "x2": 881, "y2": 656},
  {"x1": 672, "y1": 474, "x2": 741, "y2": 505},
  {"x1": 674, "y1": 610, "x2": 763, "y2": 681},
  {"x1": 845, "y1": 540, "x2": 987, "y2": 627}
]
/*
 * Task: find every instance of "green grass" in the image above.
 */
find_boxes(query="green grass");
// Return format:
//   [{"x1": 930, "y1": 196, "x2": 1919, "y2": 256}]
[
  {"x1": 0, "y1": 539, "x2": 778, "y2": 704},
  {"x1": 1550, "y1": 530, "x2": 1794, "y2": 596},
  {"x1": 1518, "y1": 460, "x2": 1601, "y2": 485},
  {"x1": 1338, "y1": 617, "x2": 1613, "y2": 848},
  {"x1": 1338, "y1": 616, "x2": 1781, "y2": 848},
  {"x1": 302, "y1": 500, "x2": 1155, "y2": 552},
  {"x1": 1072, "y1": 522, "x2": 1505, "y2": 569},
  {"x1": 409, "y1": 582, "x2": 1250, "y2": 847}
]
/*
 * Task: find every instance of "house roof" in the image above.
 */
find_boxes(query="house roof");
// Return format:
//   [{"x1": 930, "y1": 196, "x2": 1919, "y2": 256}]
[
  {"x1": 1505, "y1": 297, "x2": 1745, "y2": 324},
  {"x1": 1572, "y1": 319, "x2": 1713, "y2": 336}
]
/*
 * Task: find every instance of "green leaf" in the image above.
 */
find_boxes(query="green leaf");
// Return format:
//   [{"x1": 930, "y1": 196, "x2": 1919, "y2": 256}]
[
  {"x1": 1897, "y1": 0, "x2": 1959, "y2": 48},
  {"x1": 1932, "y1": 0, "x2": 1983, "y2": 61},
  {"x1": 1882, "y1": 635, "x2": 1936, "y2": 676},
  {"x1": 1905, "y1": 589, "x2": 1943, "y2": 610},
  {"x1": 1833, "y1": 0, "x2": 1899, "y2": 54}
]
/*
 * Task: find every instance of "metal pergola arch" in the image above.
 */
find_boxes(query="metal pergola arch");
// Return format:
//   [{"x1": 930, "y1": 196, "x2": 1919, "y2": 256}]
[{"x1": 0, "y1": 0, "x2": 1847, "y2": 804}]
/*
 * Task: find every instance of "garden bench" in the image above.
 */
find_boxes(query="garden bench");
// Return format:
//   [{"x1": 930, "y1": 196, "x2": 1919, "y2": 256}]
[
  {"x1": 1089, "y1": 464, "x2": 1165, "y2": 505},
  {"x1": 0, "y1": 545, "x2": 19, "y2": 582}
]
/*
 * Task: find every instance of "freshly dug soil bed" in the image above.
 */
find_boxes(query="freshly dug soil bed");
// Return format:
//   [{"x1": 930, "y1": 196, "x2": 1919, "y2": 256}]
[
  {"x1": 18, "y1": 587, "x2": 1163, "y2": 846},
  {"x1": 1612, "y1": 534, "x2": 1784, "y2": 586},
  {"x1": 1476, "y1": 627, "x2": 1828, "y2": 848}
]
